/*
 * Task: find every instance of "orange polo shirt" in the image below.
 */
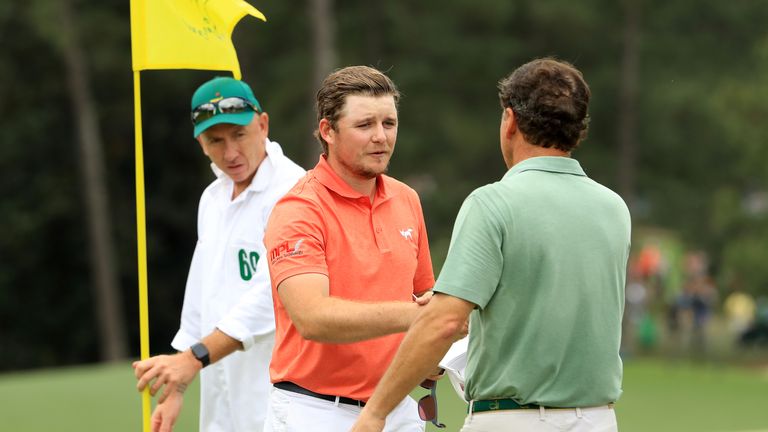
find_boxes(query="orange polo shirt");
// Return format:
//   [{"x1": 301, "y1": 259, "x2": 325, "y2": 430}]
[{"x1": 265, "y1": 156, "x2": 435, "y2": 401}]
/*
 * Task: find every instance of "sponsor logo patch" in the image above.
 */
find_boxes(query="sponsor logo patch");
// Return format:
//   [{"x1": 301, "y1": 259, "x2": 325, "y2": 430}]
[{"x1": 269, "y1": 239, "x2": 304, "y2": 263}]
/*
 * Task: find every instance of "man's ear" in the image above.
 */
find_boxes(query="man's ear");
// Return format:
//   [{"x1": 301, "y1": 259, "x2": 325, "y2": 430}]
[
  {"x1": 318, "y1": 118, "x2": 334, "y2": 144},
  {"x1": 197, "y1": 136, "x2": 208, "y2": 156},
  {"x1": 257, "y1": 112, "x2": 269, "y2": 136},
  {"x1": 502, "y1": 107, "x2": 517, "y2": 138}
]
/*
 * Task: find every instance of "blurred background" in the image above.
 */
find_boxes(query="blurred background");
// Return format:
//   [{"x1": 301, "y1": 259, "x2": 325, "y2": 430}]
[{"x1": 1, "y1": 0, "x2": 767, "y2": 429}]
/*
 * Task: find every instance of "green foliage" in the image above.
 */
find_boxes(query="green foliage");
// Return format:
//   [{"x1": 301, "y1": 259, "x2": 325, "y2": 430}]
[{"x1": 3, "y1": 0, "x2": 768, "y2": 369}]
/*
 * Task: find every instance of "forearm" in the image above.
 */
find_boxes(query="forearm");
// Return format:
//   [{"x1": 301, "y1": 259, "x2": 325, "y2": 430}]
[
  {"x1": 363, "y1": 295, "x2": 471, "y2": 420},
  {"x1": 134, "y1": 329, "x2": 244, "y2": 403},
  {"x1": 278, "y1": 273, "x2": 426, "y2": 343},
  {"x1": 200, "y1": 328, "x2": 244, "y2": 364},
  {"x1": 296, "y1": 297, "x2": 420, "y2": 343}
]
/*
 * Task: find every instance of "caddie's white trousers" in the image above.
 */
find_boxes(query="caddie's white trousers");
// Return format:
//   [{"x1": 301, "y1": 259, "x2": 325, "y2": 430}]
[
  {"x1": 264, "y1": 387, "x2": 425, "y2": 432},
  {"x1": 460, "y1": 404, "x2": 618, "y2": 432}
]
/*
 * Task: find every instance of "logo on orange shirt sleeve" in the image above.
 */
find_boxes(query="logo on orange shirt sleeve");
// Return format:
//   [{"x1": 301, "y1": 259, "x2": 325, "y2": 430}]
[{"x1": 269, "y1": 239, "x2": 305, "y2": 264}]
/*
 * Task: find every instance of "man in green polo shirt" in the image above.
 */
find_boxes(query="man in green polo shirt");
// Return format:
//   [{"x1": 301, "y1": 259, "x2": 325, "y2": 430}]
[{"x1": 351, "y1": 57, "x2": 631, "y2": 432}]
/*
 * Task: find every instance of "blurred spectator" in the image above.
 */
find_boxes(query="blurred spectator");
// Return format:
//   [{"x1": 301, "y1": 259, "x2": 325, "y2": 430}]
[
  {"x1": 637, "y1": 244, "x2": 662, "y2": 279},
  {"x1": 739, "y1": 296, "x2": 768, "y2": 348},
  {"x1": 673, "y1": 252, "x2": 718, "y2": 355},
  {"x1": 623, "y1": 271, "x2": 650, "y2": 354},
  {"x1": 723, "y1": 288, "x2": 756, "y2": 338}
]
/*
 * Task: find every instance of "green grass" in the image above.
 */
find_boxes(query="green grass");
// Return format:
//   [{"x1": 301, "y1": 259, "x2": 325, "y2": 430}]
[
  {"x1": 424, "y1": 358, "x2": 768, "y2": 432},
  {"x1": 0, "y1": 362, "x2": 199, "y2": 431},
  {"x1": 0, "y1": 359, "x2": 766, "y2": 431}
]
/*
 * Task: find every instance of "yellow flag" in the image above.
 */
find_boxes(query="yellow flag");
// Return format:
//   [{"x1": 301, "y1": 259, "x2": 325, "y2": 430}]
[{"x1": 130, "y1": 0, "x2": 265, "y2": 79}]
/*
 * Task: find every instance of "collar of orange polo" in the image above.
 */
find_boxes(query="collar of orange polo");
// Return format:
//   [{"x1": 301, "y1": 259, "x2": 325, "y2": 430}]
[{"x1": 312, "y1": 155, "x2": 393, "y2": 202}]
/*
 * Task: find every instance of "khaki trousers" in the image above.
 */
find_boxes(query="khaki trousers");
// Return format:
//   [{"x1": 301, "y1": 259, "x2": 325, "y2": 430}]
[{"x1": 460, "y1": 404, "x2": 618, "y2": 432}]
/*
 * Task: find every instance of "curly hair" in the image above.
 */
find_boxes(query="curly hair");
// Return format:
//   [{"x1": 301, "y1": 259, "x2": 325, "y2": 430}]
[
  {"x1": 314, "y1": 66, "x2": 400, "y2": 155},
  {"x1": 498, "y1": 58, "x2": 590, "y2": 152}
]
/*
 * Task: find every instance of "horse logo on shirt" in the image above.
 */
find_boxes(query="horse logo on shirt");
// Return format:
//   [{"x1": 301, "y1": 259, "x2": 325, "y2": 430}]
[{"x1": 399, "y1": 228, "x2": 413, "y2": 241}]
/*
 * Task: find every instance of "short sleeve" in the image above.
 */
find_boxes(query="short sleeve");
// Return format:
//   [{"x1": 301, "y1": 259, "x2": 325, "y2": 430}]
[
  {"x1": 433, "y1": 194, "x2": 504, "y2": 309},
  {"x1": 411, "y1": 192, "x2": 435, "y2": 294},
  {"x1": 265, "y1": 194, "x2": 329, "y2": 289}
]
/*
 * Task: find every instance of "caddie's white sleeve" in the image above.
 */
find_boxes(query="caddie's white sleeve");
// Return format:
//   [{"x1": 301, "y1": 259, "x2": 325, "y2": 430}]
[
  {"x1": 171, "y1": 241, "x2": 204, "y2": 351},
  {"x1": 216, "y1": 252, "x2": 275, "y2": 351}
]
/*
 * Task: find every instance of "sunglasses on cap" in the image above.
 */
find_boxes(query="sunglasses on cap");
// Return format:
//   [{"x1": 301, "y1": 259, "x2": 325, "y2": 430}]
[
  {"x1": 190, "y1": 97, "x2": 259, "y2": 125},
  {"x1": 418, "y1": 379, "x2": 446, "y2": 428}
]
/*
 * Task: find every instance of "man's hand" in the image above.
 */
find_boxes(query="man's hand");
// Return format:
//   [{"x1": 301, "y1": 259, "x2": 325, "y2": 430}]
[
  {"x1": 349, "y1": 409, "x2": 385, "y2": 432},
  {"x1": 413, "y1": 291, "x2": 434, "y2": 306},
  {"x1": 133, "y1": 352, "x2": 201, "y2": 403},
  {"x1": 151, "y1": 391, "x2": 184, "y2": 432},
  {"x1": 456, "y1": 318, "x2": 469, "y2": 340},
  {"x1": 426, "y1": 367, "x2": 445, "y2": 382}
]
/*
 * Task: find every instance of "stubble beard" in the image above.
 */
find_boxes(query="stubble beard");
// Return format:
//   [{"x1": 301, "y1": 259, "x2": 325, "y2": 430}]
[
  {"x1": 339, "y1": 156, "x2": 390, "y2": 180},
  {"x1": 358, "y1": 163, "x2": 389, "y2": 179}
]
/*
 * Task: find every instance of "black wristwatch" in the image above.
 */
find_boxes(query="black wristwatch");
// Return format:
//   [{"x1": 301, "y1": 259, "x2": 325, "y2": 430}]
[{"x1": 190, "y1": 342, "x2": 210, "y2": 368}]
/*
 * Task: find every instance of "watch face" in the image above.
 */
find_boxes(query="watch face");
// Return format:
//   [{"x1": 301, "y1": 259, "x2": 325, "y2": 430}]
[{"x1": 191, "y1": 343, "x2": 210, "y2": 367}]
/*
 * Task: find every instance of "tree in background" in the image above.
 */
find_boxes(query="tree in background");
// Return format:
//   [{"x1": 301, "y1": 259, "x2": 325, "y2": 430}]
[
  {"x1": 308, "y1": 0, "x2": 337, "y2": 164},
  {"x1": 56, "y1": 0, "x2": 127, "y2": 361},
  {"x1": 2, "y1": 0, "x2": 768, "y2": 370}
]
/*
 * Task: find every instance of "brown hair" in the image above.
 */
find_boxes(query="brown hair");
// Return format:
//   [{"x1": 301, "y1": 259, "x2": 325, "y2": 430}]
[
  {"x1": 498, "y1": 58, "x2": 591, "y2": 152},
  {"x1": 314, "y1": 66, "x2": 400, "y2": 154}
]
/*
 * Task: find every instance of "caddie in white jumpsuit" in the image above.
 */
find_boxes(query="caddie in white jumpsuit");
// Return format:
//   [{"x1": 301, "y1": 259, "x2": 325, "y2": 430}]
[{"x1": 133, "y1": 77, "x2": 304, "y2": 432}]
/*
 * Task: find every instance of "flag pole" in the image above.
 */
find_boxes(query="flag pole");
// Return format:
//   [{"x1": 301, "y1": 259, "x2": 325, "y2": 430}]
[{"x1": 133, "y1": 69, "x2": 152, "y2": 432}]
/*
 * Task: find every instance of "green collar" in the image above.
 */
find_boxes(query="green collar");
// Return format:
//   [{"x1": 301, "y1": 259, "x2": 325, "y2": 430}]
[{"x1": 503, "y1": 156, "x2": 586, "y2": 180}]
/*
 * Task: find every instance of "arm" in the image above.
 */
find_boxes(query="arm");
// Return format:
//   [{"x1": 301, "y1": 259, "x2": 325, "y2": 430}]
[
  {"x1": 132, "y1": 328, "x2": 243, "y2": 403},
  {"x1": 278, "y1": 273, "x2": 426, "y2": 343},
  {"x1": 171, "y1": 190, "x2": 215, "y2": 349},
  {"x1": 216, "y1": 251, "x2": 276, "y2": 349},
  {"x1": 351, "y1": 294, "x2": 475, "y2": 432},
  {"x1": 150, "y1": 391, "x2": 184, "y2": 432},
  {"x1": 354, "y1": 194, "x2": 502, "y2": 431},
  {"x1": 170, "y1": 241, "x2": 205, "y2": 351}
]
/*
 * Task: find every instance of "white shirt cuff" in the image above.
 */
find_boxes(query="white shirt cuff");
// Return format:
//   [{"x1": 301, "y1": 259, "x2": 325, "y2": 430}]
[
  {"x1": 216, "y1": 317, "x2": 274, "y2": 351},
  {"x1": 170, "y1": 329, "x2": 198, "y2": 352}
]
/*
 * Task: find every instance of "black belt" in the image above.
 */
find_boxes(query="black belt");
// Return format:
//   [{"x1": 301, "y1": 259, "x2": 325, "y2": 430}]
[{"x1": 274, "y1": 381, "x2": 366, "y2": 407}]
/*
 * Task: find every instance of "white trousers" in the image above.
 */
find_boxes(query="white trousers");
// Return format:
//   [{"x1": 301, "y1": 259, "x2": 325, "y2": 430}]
[
  {"x1": 460, "y1": 405, "x2": 618, "y2": 432},
  {"x1": 264, "y1": 387, "x2": 425, "y2": 432}
]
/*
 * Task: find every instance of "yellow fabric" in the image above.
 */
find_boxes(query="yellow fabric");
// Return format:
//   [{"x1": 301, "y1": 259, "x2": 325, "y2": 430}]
[
  {"x1": 724, "y1": 292, "x2": 756, "y2": 321},
  {"x1": 130, "y1": 0, "x2": 265, "y2": 79}
]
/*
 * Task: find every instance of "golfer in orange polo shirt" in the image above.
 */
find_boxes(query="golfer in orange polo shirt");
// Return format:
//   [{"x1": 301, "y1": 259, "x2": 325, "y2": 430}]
[{"x1": 262, "y1": 66, "x2": 435, "y2": 432}]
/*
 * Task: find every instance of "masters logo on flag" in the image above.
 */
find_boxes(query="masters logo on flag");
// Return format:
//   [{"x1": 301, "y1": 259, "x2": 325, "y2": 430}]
[{"x1": 130, "y1": 0, "x2": 266, "y2": 79}]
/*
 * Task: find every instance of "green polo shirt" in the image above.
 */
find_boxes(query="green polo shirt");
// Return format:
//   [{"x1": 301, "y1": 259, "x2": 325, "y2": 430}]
[{"x1": 434, "y1": 156, "x2": 631, "y2": 407}]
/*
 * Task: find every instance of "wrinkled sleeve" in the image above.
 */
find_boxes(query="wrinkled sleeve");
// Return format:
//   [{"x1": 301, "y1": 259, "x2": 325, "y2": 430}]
[
  {"x1": 171, "y1": 241, "x2": 204, "y2": 351},
  {"x1": 216, "y1": 249, "x2": 275, "y2": 350}
]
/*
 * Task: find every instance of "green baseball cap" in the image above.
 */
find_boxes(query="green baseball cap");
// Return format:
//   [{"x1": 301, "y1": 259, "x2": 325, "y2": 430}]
[{"x1": 191, "y1": 77, "x2": 263, "y2": 137}]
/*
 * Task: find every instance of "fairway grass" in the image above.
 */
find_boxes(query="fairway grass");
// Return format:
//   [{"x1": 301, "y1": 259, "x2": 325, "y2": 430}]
[
  {"x1": 425, "y1": 358, "x2": 768, "y2": 432},
  {"x1": 616, "y1": 359, "x2": 768, "y2": 432},
  {"x1": 0, "y1": 358, "x2": 765, "y2": 431},
  {"x1": 0, "y1": 362, "x2": 199, "y2": 431}
]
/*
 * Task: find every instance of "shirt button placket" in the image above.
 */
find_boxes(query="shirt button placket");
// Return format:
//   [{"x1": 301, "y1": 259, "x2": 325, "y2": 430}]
[{"x1": 372, "y1": 212, "x2": 389, "y2": 252}]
